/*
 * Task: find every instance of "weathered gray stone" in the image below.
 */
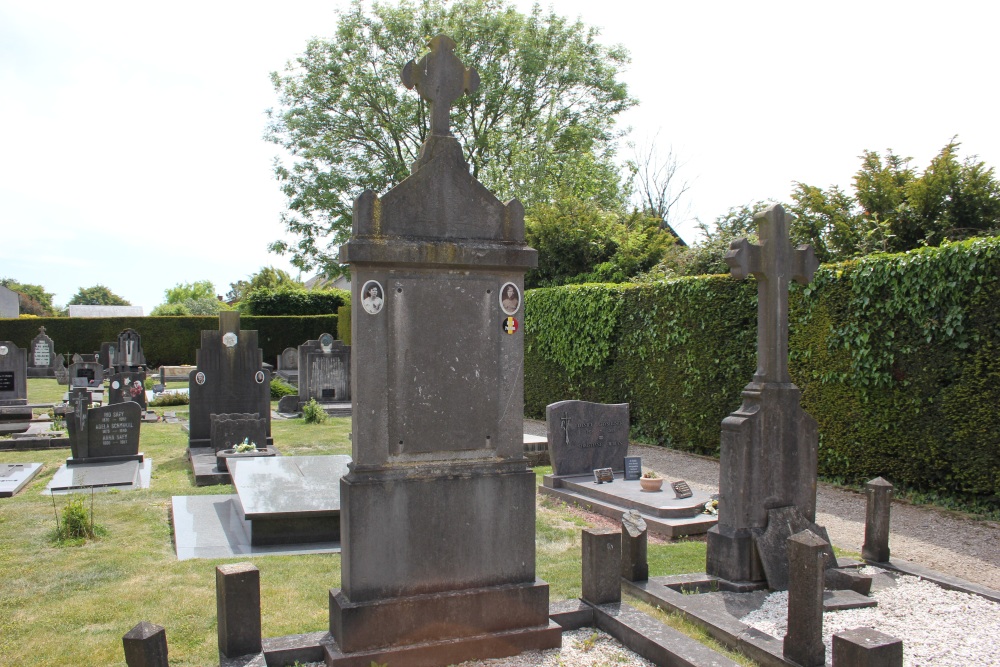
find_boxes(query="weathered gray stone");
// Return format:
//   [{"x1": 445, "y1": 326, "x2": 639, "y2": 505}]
[
  {"x1": 784, "y1": 529, "x2": 827, "y2": 667},
  {"x1": 752, "y1": 505, "x2": 836, "y2": 591},
  {"x1": 832, "y1": 627, "x2": 903, "y2": 666},
  {"x1": 862, "y1": 476, "x2": 893, "y2": 563},
  {"x1": 188, "y1": 313, "x2": 271, "y2": 449},
  {"x1": 582, "y1": 528, "x2": 621, "y2": 605},
  {"x1": 297, "y1": 334, "x2": 350, "y2": 405},
  {"x1": 68, "y1": 361, "x2": 103, "y2": 389},
  {"x1": 210, "y1": 413, "x2": 267, "y2": 453},
  {"x1": 328, "y1": 34, "x2": 554, "y2": 662},
  {"x1": 122, "y1": 621, "x2": 168, "y2": 667},
  {"x1": 27, "y1": 327, "x2": 57, "y2": 377},
  {"x1": 216, "y1": 562, "x2": 262, "y2": 659},
  {"x1": 825, "y1": 567, "x2": 873, "y2": 595},
  {"x1": 546, "y1": 400, "x2": 629, "y2": 476},
  {"x1": 0, "y1": 285, "x2": 18, "y2": 318},
  {"x1": 707, "y1": 204, "x2": 822, "y2": 587},
  {"x1": 621, "y1": 510, "x2": 648, "y2": 582}
]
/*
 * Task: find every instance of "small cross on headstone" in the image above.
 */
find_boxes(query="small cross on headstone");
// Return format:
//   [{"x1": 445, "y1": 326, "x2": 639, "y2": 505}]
[
  {"x1": 402, "y1": 34, "x2": 480, "y2": 137},
  {"x1": 725, "y1": 204, "x2": 818, "y2": 384}
]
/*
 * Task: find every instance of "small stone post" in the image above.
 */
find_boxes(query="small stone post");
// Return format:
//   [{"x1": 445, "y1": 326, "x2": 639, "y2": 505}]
[
  {"x1": 832, "y1": 627, "x2": 903, "y2": 666},
  {"x1": 784, "y1": 530, "x2": 827, "y2": 667},
  {"x1": 862, "y1": 477, "x2": 893, "y2": 563},
  {"x1": 582, "y1": 528, "x2": 621, "y2": 605},
  {"x1": 122, "y1": 621, "x2": 168, "y2": 667},
  {"x1": 620, "y1": 510, "x2": 648, "y2": 582},
  {"x1": 216, "y1": 562, "x2": 262, "y2": 658}
]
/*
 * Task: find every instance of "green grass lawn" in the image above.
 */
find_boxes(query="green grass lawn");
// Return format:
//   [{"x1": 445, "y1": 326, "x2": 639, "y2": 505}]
[{"x1": 0, "y1": 379, "x2": 709, "y2": 666}]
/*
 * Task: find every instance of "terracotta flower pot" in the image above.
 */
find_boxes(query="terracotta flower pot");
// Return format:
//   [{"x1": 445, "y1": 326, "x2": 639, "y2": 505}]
[{"x1": 639, "y1": 477, "x2": 663, "y2": 492}]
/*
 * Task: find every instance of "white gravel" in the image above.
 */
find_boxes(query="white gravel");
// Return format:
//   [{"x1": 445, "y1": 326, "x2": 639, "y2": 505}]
[
  {"x1": 740, "y1": 567, "x2": 999, "y2": 666},
  {"x1": 453, "y1": 628, "x2": 655, "y2": 667}
]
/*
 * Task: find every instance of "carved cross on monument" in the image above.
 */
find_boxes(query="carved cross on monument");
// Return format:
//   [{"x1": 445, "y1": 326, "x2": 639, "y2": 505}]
[
  {"x1": 402, "y1": 34, "x2": 480, "y2": 137},
  {"x1": 725, "y1": 204, "x2": 818, "y2": 385}
]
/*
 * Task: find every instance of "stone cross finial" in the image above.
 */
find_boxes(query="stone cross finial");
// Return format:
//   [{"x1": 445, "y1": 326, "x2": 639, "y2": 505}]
[
  {"x1": 402, "y1": 34, "x2": 480, "y2": 137},
  {"x1": 725, "y1": 204, "x2": 818, "y2": 384}
]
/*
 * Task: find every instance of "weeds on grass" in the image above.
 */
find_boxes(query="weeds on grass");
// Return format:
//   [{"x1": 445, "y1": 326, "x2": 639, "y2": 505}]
[
  {"x1": 303, "y1": 399, "x2": 328, "y2": 424},
  {"x1": 52, "y1": 493, "x2": 106, "y2": 544}
]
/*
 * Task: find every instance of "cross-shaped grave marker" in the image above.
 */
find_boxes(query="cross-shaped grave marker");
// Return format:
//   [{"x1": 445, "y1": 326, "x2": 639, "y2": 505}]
[
  {"x1": 725, "y1": 204, "x2": 818, "y2": 384},
  {"x1": 402, "y1": 34, "x2": 480, "y2": 137}
]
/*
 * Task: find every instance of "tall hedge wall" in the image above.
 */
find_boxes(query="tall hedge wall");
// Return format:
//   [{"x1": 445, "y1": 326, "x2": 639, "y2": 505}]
[
  {"x1": 525, "y1": 236, "x2": 1000, "y2": 504},
  {"x1": 0, "y1": 315, "x2": 339, "y2": 368}
]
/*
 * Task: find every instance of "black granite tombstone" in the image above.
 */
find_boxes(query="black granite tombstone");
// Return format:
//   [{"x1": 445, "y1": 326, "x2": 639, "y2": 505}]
[
  {"x1": 0, "y1": 341, "x2": 28, "y2": 406},
  {"x1": 113, "y1": 328, "x2": 146, "y2": 372},
  {"x1": 546, "y1": 400, "x2": 630, "y2": 476},
  {"x1": 108, "y1": 370, "x2": 148, "y2": 411},
  {"x1": 66, "y1": 393, "x2": 142, "y2": 464}
]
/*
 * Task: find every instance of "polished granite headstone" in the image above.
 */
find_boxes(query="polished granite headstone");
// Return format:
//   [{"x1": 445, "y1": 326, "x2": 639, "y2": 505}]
[
  {"x1": 98, "y1": 342, "x2": 116, "y2": 372},
  {"x1": 0, "y1": 462, "x2": 43, "y2": 497},
  {"x1": 66, "y1": 398, "x2": 142, "y2": 464},
  {"x1": 210, "y1": 413, "x2": 267, "y2": 453},
  {"x1": 27, "y1": 327, "x2": 57, "y2": 378},
  {"x1": 0, "y1": 341, "x2": 31, "y2": 431},
  {"x1": 546, "y1": 400, "x2": 630, "y2": 476},
  {"x1": 108, "y1": 370, "x2": 148, "y2": 411},
  {"x1": 188, "y1": 312, "x2": 272, "y2": 449},
  {"x1": 113, "y1": 328, "x2": 146, "y2": 372}
]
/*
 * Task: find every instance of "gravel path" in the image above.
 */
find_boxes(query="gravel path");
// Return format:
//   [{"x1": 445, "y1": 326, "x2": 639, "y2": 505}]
[{"x1": 525, "y1": 419, "x2": 1000, "y2": 591}]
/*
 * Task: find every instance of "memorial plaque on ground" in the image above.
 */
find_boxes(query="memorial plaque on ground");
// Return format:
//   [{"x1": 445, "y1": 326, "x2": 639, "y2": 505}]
[
  {"x1": 624, "y1": 456, "x2": 642, "y2": 480},
  {"x1": 593, "y1": 467, "x2": 614, "y2": 484},
  {"x1": 188, "y1": 312, "x2": 272, "y2": 449},
  {"x1": 0, "y1": 342, "x2": 27, "y2": 404},
  {"x1": 546, "y1": 400, "x2": 630, "y2": 476},
  {"x1": 108, "y1": 371, "x2": 148, "y2": 411},
  {"x1": 28, "y1": 327, "x2": 56, "y2": 377}
]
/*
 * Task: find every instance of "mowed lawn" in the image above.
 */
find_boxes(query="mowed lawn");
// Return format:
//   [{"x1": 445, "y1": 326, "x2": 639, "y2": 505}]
[{"x1": 0, "y1": 379, "x2": 709, "y2": 666}]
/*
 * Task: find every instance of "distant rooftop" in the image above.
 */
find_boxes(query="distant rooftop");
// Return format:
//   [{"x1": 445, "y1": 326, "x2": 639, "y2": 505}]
[{"x1": 68, "y1": 305, "x2": 144, "y2": 318}]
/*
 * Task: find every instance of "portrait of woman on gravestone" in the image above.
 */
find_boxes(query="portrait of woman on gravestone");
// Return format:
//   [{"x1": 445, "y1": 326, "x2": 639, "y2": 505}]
[
  {"x1": 500, "y1": 282, "x2": 520, "y2": 315},
  {"x1": 361, "y1": 281, "x2": 384, "y2": 315}
]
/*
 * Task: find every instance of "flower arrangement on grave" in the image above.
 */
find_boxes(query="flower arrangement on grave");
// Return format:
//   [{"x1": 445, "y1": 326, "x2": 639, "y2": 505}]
[
  {"x1": 641, "y1": 470, "x2": 660, "y2": 479},
  {"x1": 703, "y1": 497, "x2": 719, "y2": 515},
  {"x1": 233, "y1": 438, "x2": 257, "y2": 453}
]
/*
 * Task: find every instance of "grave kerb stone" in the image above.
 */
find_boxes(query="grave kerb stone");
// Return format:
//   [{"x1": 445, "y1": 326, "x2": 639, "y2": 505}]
[{"x1": 783, "y1": 529, "x2": 827, "y2": 667}]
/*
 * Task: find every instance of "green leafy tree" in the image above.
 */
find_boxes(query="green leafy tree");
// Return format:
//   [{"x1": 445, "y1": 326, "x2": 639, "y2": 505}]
[
  {"x1": 151, "y1": 280, "x2": 230, "y2": 316},
  {"x1": 0, "y1": 278, "x2": 57, "y2": 316},
  {"x1": 266, "y1": 0, "x2": 634, "y2": 275},
  {"x1": 226, "y1": 266, "x2": 301, "y2": 304},
  {"x1": 67, "y1": 285, "x2": 130, "y2": 306}
]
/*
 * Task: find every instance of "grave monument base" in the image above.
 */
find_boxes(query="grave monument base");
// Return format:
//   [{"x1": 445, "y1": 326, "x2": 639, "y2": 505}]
[
  {"x1": 27, "y1": 367, "x2": 55, "y2": 378},
  {"x1": 66, "y1": 452, "x2": 144, "y2": 466},
  {"x1": 706, "y1": 525, "x2": 766, "y2": 587}
]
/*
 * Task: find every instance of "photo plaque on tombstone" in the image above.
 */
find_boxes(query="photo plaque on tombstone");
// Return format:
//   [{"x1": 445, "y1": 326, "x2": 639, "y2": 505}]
[{"x1": 593, "y1": 467, "x2": 614, "y2": 484}]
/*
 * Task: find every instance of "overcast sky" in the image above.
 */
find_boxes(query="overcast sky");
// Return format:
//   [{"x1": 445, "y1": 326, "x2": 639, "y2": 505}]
[{"x1": 2, "y1": 1, "x2": 997, "y2": 313}]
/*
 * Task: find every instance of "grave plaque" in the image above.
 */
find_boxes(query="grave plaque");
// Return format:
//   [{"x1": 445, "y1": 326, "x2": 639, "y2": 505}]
[
  {"x1": 296, "y1": 335, "x2": 350, "y2": 407},
  {"x1": 188, "y1": 312, "x2": 271, "y2": 449},
  {"x1": 671, "y1": 480, "x2": 693, "y2": 499},
  {"x1": 109, "y1": 371, "x2": 148, "y2": 411},
  {"x1": 28, "y1": 327, "x2": 57, "y2": 377},
  {"x1": 546, "y1": 400, "x2": 630, "y2": 476},
  {"x1": 0, "y1": 341, "x2": 27, "y2": 405},
  {"x1": 328, "y1": 35, "x2": 557, "y2": 662},
  {"x1": 0, "y1": 372, "x2": 13, "y2": 392},
  {"x1": 624, "y1": 456, "x2": 642, "y2": 481},
  {"x1": 593, "y1": 467, "x2": 614, "y2": 484}
]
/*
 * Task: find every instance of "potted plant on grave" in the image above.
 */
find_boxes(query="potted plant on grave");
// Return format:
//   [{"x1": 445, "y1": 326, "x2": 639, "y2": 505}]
[
  {"x1": 216, "y1": 438, "x2": 273, "y2": 472},
  {"x1": 639, "y1": 470, "x2": 663, "y2": 492}
]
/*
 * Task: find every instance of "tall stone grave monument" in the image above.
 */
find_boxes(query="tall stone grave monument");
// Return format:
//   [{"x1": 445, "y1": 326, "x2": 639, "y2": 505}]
[
  {"x1": 27, "y1": 327, "x2": 57, "y2": 377},
  {"x1": 188, "y1": 312, "x2": 271, "y2": 449},
  {"x1": 706, "y1": 204, "x2": 826, "y2": 588},
  {"x1": 0, "y1": 341, "x2": 31, "y2": 429},
  {"x1": 296, "y1": 333, "x2": 350, "y2": 407},
  {"x1": 113, "y1": 328, "x2": 146, "y2": 372},
  {"x1": 327, "y1": 35, "x2": 559, "y2": 664}
]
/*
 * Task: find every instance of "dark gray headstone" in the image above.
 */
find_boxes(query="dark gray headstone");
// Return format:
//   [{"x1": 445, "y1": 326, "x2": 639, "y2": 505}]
[
  {"x1": 707, "y1": 204, "x2": 822, "y2": 587},
  {"x1": 276, "y1": 395, "x2": 299, "y2": 413},
  {"x1": 188, "y1": 312, "x2": 271, "y2": 448},
  {"x1": 67, "y1": 397, "x2": 142, "y2": 463},
  {"x1": 99, "y1": 342, "x2": 117, "y2": 371},
  {"x1": 329, "y1": 35, "x2": 556, "y2": 660},
  {"x1": 752, "y1": 505, "x2": 836, "y2": 591},
  {"x1": 216, "y1": 562, "x2": 262, "y2": 658},
  {"x1": 623, "y1": 456, "x2": 642, "y2": 480},
  {"x1": 862, "y1": 477, "x2": 893, "y2": 563},
  {"x1": 113, "y1": 328, "x2": 146, "y2": 371},
  {"x1": 297, "y1": 334, "x2": 350, "y2": 404},
  {"x1": 68, "y1": 361, "x2": 103, "y2": 389},
  {"x1": 109, "y1": 371, "x2": 148, "y2": 411},
  {"x1": 546, "y1": 400, "x2": 629, "y2": 476},
  {"x1": 122, "y1": 621, "x2": 169, "y2": 667},
  {"x1": 210, "y1": 413, "x2": 267, "y2": 453},
  {"x1": 28, "y1": 327, "x2": 57, "y2": 377},
  {"x1": 0, "y1": 341, "x2": 27, "y2": 405},
  {"x1": 832, "y1": 627, "x2": 903, "y2": 667}
]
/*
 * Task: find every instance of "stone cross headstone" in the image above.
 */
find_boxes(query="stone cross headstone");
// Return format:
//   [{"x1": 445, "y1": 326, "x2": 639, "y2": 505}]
[
  {"x1": 187, "y1": 312, "x2": 271, "y2": 449},
  {"x1": 0, "y1": 341, "x2": 28, "y2": 405},
  {"x1": 27, "y1": 327, "x2": 57, "y2": 377},
  {"x1": 706, "y1": 203, "x2": 822, "y2": 587},
  {"x1": 297, "y1": 334, "x2": 350, "y2": 406},
  {"x1": 328, "y1": 35, "x2": 556, "y2": 662},
  {"x1": 113, "y1": 328, "x2": 146, "y2": 371},
  {"x1": 109, "y1": 370, "x2": 148, "y2": 411},
  {"x1": 546, "y1": 400, "x2": 630, "y2": 476}
]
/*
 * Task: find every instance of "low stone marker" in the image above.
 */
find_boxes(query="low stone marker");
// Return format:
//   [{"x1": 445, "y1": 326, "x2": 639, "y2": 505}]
[
  {"x1": 621, "y1": 510, "x2": 648, "y2": 582},
  {"x1": 546, "y1": 400, "x2": 629, "y2": 476},
  {"x1": 582, "y1": 528, "x2": 621, "y2": 605},
  {"x1": 784, "y1": 529, "x2": 827, "y2": 667},
  {"x1": 122, "y1": 621, "x2": 168, "y2": 667},
  {"x1": 862, "y1": 477, "x2": 893, "y2": 563},
  {"x1": 832, "y1": 627, "x2": 903, "y2": 667},
  {"x1": 216, "y1": 562, "x2": 262, "y2": 659}
]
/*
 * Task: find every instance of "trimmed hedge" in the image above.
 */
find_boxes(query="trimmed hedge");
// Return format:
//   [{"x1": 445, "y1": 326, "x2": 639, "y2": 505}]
[
  {"x1": 0, "y1": 315, "x2": 339, "y2": 368},
  {"x1": 525, "y1": 236, "x2": 1000, "y2": 505},
  {"x1": 242, "y1": 287, "x2": 349, "y2": 315}
]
